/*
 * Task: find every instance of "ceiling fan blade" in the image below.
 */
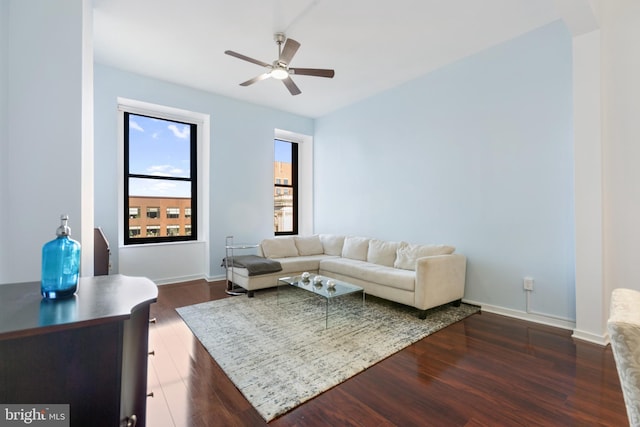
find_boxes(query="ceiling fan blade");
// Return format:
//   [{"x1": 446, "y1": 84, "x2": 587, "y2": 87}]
[
  {"x1": 240, "y1": 73, "x2": 271, "y2": 86},
  {"x1": 282, "y1": 77, "x2": 301, "y2": 96},
  {"x1": 279, "y1": 38, "x2": 300, "y2": 64},
  {"x1": 290, "y1": 68, "x2": 335, "y2": 78},
  {"x1": 224, "y1": 50, "x2": 270, "y2": 68}
]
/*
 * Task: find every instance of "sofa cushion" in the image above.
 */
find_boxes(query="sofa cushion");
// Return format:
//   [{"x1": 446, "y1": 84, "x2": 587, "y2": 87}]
[
  {"x1": 320, "y1": 258, "x2": 415, "y2": 292},
  {"x1": 394, "y1": 243, "x2": 456, "y2": 270},
  {"x1": 294, "y1": 235, "x2": 324, "y2": 256},
  {"x1": 319, "y1": 234, "x2": 345, "y2": 256},
  {"x1": 341, "y1": 236, "x2": 370, "y2": 261},
  {"x1": 228, "y1": 255, "x2": 334, "y2": 279},
  {"x1": 367, "y1": 239, "x2": 401, "y2": 267},
  {"x1": 261, "y1": 237, "x2": 299, "y2": 258},
  {"x1": 277, "y1": 255, "x2": 333, "y2": 274}
]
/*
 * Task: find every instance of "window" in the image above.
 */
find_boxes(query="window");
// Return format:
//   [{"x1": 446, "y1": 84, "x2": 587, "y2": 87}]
[
  {"x1": 185, "y1": 208, "x2": 191, "y2": 218},
  {"x1": 166, "y1": 207, "x2": 180, "y2": 219},
  {"x1": 146, "y1": 225, "x2": 160, "y2": 237},
  {"x1": 146, "y1": 207, "x2": 160, "y2": 219},
  {"x1": 166, "y1": 225, "x2": 180, "y2": 236},
  {"x1": 274, "y1": 139, "x2": 297, "y2": 235},
  {"x1": 124, "y1": 112, "x2": 197, "y2": 244}
]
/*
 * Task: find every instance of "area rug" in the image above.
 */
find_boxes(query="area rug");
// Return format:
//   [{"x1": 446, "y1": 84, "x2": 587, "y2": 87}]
[{"x1": 176, "y1": 287, "x2": 479, "y2": 422}]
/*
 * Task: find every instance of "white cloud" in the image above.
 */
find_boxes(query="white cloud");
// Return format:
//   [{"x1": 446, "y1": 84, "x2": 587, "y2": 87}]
[
  {"x1": 150, "y1": 181, "x2": 177, "y2": 193},
  {"x1": 129, "y1": 120, "x2": 144, "y2": 132},
  {"x1": 146, "y1": 165, "x2": 186, "y2": 177},
  {"x1": 168, "y1": 124, "x2": 189, "y2": 139},
  {"x1": 129, "y1": 178, "x2": 190, "y2": 198}
]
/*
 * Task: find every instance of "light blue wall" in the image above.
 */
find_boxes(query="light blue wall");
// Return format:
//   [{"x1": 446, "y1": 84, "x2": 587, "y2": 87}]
[
  {"x1": 2, "y1": 0, "x2": 87, "y2": 284},
  {"x1": 0, "y1": 1, "x2": 8, "y2": 282},
  {"x1": 93, "y1": 64, "x2": 313, "y2": 277},
  {"x1": 0, "y1": 1, "x2": 9, "y2": 283},
  {"x1": 314, "y1": 21, "x2": 575, "y2": 319}
]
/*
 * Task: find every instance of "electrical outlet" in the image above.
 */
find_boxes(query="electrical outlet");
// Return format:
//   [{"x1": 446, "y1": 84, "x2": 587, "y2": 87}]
[{"x1": 523, "y1": 276, "x2": 534, "y2": 291}]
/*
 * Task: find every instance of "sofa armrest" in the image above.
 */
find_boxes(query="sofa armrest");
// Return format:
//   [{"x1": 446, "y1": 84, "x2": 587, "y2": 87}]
[
  {"x1": 608, "y1": 288, "x2": 640, "y2": 426},
  {"x1": 414, "y1": 253, "x2": 466, "y2": 311}
]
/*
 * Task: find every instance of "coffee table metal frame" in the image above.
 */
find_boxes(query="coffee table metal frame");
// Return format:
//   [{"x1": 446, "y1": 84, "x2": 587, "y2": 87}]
[{"x1": 277, "y1": 274, "x2": 365, "y2": 328}]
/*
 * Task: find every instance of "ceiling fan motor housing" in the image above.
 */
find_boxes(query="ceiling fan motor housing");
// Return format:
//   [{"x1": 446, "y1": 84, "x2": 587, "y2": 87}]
[{"x1": 274, "y1": 32, "x2": 287, "y2": 44}]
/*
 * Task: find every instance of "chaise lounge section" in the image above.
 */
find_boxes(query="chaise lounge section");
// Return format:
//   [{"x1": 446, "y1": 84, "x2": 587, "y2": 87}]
[{"x1": 225, "y1": 234, "x2": 466, "y2": 318}]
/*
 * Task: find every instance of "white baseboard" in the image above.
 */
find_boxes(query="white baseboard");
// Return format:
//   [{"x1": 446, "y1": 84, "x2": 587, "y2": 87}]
[
  {"x1": 205, "y1": 274, "x2": 225, "y2": 282},
  {"x1": 571, "y1": 329, "x2": 610, "y2": 346},
  {"x1": 463, "y1": 299, "x2": 576, "y2": 331},
  {"x1": 152, "y1": 273, "x2": 226, "y2": 286},
  {"x1": 153, "y1": 274, "x2": 207, "y2": 286},
  {"x1": 463, "y1": 299, "x2": 609, "y2": 346}
]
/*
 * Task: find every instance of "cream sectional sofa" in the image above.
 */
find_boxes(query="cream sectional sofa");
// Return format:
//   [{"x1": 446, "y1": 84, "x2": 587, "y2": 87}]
[{"x1": 225, "y1": 234, "x2": 467, "y2": 318}]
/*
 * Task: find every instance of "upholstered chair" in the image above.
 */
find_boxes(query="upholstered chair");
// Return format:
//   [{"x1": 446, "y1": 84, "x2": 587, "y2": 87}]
[{"x1": 608, "y1": 288, "x2": 640, "y2": 427}]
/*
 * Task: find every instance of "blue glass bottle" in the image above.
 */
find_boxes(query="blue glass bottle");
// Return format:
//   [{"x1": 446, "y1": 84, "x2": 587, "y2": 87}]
[{"x1": 41, "y1": 215, "x2": 81, "y2": 299}]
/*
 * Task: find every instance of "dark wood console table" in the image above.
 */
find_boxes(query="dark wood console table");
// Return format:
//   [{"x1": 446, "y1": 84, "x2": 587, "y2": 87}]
[{"x1": 0, "y1": 274, "x2": 158, "y2": 427}]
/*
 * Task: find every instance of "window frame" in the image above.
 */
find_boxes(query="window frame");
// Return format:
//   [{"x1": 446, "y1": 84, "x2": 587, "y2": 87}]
[
  {"x1": 123, "y1": 111, "x2": 198, "y2": 245},
  {"x1": 274, "y1": 139, "x2": 298, "y2": 236},
  {"x1": 166, "y1": 207, "x2": 180, "y2": 219}
]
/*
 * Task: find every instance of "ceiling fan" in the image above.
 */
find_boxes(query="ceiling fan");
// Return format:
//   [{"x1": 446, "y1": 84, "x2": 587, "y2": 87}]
[{"x1": 224, "y1": 33, "x2": 335, "y2": 96}]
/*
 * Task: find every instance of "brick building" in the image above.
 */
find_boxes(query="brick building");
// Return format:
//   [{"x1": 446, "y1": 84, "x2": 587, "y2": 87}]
[{"x1": 128, "y1": 196, "x2": 192, "y2": 238}]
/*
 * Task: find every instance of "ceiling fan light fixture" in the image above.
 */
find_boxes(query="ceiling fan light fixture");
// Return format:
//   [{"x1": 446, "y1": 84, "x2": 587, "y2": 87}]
[
  {"x1": 225, "y1": 34, "x2": 334, "y2": 95},
  {"x1": 270, "y1": 68, "x2": 289, "y2": 80}
]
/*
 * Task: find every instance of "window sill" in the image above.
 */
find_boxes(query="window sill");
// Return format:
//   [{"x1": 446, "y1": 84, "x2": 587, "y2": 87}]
[{"x1": 119, "y1": 239, "x2": 206, "y2": 249}]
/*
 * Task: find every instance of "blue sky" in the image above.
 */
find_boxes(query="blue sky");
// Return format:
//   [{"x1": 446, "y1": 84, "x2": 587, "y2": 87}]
[
  {"x1": 274, "y1": 139, "x2": 292, "y2": 163},
  {"x1": 128, "y1": 114, "x2": 191, "y2": 198}
]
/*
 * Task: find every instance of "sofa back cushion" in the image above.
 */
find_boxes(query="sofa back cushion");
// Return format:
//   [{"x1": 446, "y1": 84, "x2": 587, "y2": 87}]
[
  {"x1": 341, "y1": 236, "x2": 370, "y2": 261},
  {"x1": 319, "y1": 234, "x2": 345, "y2": 256},
  {"x1": 294, "y1": 235, "x2": 324, "y2": 256},
  {"x1": 261, "y1": 237, "x2": 299, "y2": 258},
  {"x1": 394, "y1": 243, "x2": 456, "y2": 270},
  {"x1": 367, "y1": 239, "x2": 401, "y2": 267}
]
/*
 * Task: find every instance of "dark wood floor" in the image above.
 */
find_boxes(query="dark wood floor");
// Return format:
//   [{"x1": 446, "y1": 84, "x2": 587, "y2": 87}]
[{"x1": 146, "y1": 279, "x2": 628, "y2": 426}]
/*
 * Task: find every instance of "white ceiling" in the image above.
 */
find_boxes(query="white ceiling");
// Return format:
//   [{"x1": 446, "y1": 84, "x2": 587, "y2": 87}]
[{"x1": 93, "y1": 0, "x2": 561, "y2": 118}]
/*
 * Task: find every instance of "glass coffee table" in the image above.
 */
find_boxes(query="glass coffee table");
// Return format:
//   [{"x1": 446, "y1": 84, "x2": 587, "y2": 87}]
[{"x1": 277, "y1": 274, "x2": 365, "y2": 328}]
